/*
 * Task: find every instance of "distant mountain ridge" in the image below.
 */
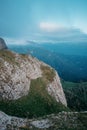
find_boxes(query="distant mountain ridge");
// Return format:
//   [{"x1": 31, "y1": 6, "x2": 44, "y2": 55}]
[{"x1": 8, "y1": 43, "x2": 87, "y2": 82}]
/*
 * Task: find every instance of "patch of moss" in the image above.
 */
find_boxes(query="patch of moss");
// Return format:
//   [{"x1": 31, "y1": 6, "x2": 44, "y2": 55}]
[
  {"x1": 0, "y1": 78, "x2": 69, "y2": 118},
  {"x1": 40, "y1": 65, "x2": 55, "y2": 82},
  {"x1": 0, "y1": 61, "x2": 4, "y2": 69},
  {"x1": 0, "y1": 50, "x2": 19, "y2": 66},
  {"x1": 20, "y1": 54, "x2": 29, "y2": 59}
]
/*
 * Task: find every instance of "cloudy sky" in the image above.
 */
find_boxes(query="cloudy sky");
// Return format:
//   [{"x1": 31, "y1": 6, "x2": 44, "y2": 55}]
[{"x1": 0, "y1": 0, "x2": 87, "y2": 43}]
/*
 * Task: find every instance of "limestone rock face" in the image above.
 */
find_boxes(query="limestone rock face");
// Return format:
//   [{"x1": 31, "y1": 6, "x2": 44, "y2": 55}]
[
  {"x1": 0, "y1": 111, "x2": 27, "y2": 130},
  {"x1": 47, "y1": 71, "x2": 67, "y2": 106},
  {"x1": 0, "y1": 38, "x2": 7, "y2": 50},
  {"x1": 0, "y1": 49, "x2": 67, "y2": 106}
]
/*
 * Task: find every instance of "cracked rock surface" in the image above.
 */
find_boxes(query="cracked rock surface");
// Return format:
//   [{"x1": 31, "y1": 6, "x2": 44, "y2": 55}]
[{"x1": 0, "y1": 111, "x2": 87, "y2": 130}]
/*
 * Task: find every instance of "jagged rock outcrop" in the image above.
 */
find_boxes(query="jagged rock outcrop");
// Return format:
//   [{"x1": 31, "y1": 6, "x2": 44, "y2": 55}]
[
  {"x1": 0, "y1": 111, "x2": 87, "y2": 130},
  {"x1": 0, "y1": 38, "x2": 7, "y2": 50},
  {"x1": 0, "y1": 49, "x2": 67, "y2": 106}
]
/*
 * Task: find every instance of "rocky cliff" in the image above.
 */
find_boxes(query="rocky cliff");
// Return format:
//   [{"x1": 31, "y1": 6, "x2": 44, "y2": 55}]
[
  {"x1": 0, "y1": 39, "x2": 68, "y2": 120},
  {"x1": 0, "y1": 38, "x2": 7, "y2": 50},
  {"x1": 0, "y1": 49, "x2": 67, "y2": 106}
]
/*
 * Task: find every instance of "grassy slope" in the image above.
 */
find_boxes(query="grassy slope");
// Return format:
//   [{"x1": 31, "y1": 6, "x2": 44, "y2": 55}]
[{"x1": 0, "y1": 78, "x2": 69, "y2": 118}]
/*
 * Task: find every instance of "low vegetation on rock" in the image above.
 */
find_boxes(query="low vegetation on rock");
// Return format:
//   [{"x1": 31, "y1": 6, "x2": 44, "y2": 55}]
[
  {"x1": 0, "y1": 77, "x2": 69, "y2": 118},
  {"x1": 41, "y1": 65, "x2": 55, "y2": 82},
  {"x1": 0, "y1": 111, "x2": 87, "y2": 130},
  {"x1": 0, "y1": 50, "x2": 19, "y2": 66},
  {"x1": 0, "y1": 44, "x2": 68, "y2": 118}
]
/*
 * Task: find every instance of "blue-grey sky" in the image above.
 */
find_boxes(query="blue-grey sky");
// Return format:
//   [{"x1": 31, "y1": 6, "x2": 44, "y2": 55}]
[{"x1": 0, "y1": 0, "x2": 87, "y2": 43}]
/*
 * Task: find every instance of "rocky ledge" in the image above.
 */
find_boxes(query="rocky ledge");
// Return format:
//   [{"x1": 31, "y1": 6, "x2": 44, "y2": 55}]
[{"x1": 0, "y1": 111, "x2": 87, "y2": 130}]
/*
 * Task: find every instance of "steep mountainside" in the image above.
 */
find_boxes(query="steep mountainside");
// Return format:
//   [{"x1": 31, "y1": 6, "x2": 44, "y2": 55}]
[
  {"x1": 0, "y1": 38, "x2": 7, "y2": 50},
  {"x1": 0, "y1": 39, "x2": 68, "y2": 118},
  {"x1": 0, "y1": 50, "x2": 67, "y2": 106}
]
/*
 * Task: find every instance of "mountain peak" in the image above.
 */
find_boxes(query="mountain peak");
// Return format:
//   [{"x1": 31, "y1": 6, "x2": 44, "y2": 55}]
[{"x1": 0, "y1": 37, "x2": 8, "y2": 50}]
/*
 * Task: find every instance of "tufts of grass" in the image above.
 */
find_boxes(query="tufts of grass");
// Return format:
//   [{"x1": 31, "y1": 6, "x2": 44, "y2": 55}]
[
  {"x1": 20, "y1": 54, "x2": 29, "y2": 59},
  {"x1": 0, "y1": 50, "x2": 19, "y2": 66},
  {"x1": 40, "y1": 65, "x2": 55, "y2": 82},
  {"x1": 0, "y1": 78, "x2": 69, "y2": 118}
]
